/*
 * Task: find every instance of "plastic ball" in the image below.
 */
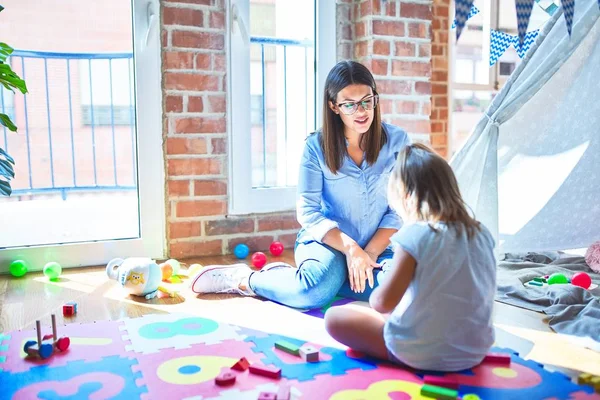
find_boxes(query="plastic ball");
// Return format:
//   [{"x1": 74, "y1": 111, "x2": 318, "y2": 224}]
[
  {"x1": 269, "y1": 241, "x2": 284, "y2": 257},
  {"x1": 251, "y1": 252, "x2": 267, "y2": 268},
  {"x1": 56, "y1": 337, "x2": 70, "y2": 351},
  {"x1": 43, "y1": 262, "x2": 62, "y2": 280},
  {"x1": 188, "y1": 263, "x2": 202, "y2": 276},
  {"x1": 165, "y1": 259, "x2": 180, "y2": 276},
  {"x1": 571, "y1": 272, "x2": 592, "y2": 289},
  {"x1": 160, "y1": 263, "x2": 173, "y2": 281},
  {"x1": 547, "y1": 273, "x2": 568, "y2": 285},
  {"x1": 234, "y1": 243, "x2": 250, "y2": 259},
  {"x1": 9, "y1": 260, "x2": 28, "y2": 277}
]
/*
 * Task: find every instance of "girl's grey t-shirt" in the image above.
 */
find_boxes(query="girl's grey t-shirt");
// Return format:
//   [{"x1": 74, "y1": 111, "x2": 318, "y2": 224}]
[{"x1": 384, "y1": 221, "x2": 497, "y2": 371}]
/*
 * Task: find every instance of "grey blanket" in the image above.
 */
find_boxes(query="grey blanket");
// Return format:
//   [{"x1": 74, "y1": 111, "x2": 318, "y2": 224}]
[{"x1": 496, "y1": 252, "x2": 600, "y2": 343}]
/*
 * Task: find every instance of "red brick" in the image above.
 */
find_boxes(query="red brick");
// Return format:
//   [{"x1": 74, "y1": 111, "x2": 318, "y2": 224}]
[
  {"x1": 257, "y1": 214, "x2": 300, "y2": 232},
  {"x1": 168, "y1": 180, "x2": 191, "y2": 196},
  {"x1": 195, "y1": 53, "x2": 211, "y2": 70},
  {"x1": 214, "y1": 54, "x2": 226, "y2": 72},
  {"x1": 415, "y1": 81, "x2": 432, "y2": 95},
  {"x1": 386, "y1": 1, "x2": 397, "y2": 16},
  {"x1": 163, "y1": 0, "x2": 212, "y2": 4},
  {"x1": 433, "y1": 56, "x2": 448, "y2": 71},
  {"x1": 170, "y1": 221, "x2": 202, "y2": 239},
  {"x1": 162, "y1": 30, "x2": 169, "y2": 48},
  {"x1": 421, "y1": 102, "x2": 432, "y2": 117},
  {"x1": 395, "y1": 101, "x2": 419, "y2": 114},
  {"x1": 434, "y1": 96, "x2": 448, "y2": 108},
  {"x1": 355, "y1": 21, "x2": 366, "y2": 38},
  {"x1": 163, "y1": 51, "x2": 194, "y2": 69},
  {"x1": 164, "y1": 73, "x2": 219, "y2": 91},
  {"x1": 175, "y1": 117, "x2": 226, "y2": 134},
  {"x1": 166, "y1": 95, "x2": 183, "y2": 113},
  {"x1": 371, "y1": 59, "x2": 388, "y2": 76},
  {"x1": 436, "y1": 147, "x2": 448, "y2": 159},
  {"x1": 176, "y1": 200, "x2": 227, "y2": 217},
  {"x1": 432, "y1": 70, "x2": 448, "y2": 82},
  {"x1": 341, "y1": 25, "x2": 352, "y2": 41},
  {"x1": 208, "y1": 95, "x2": 226, "y2": 113},
  {"x1": 360, "y1": 0, "x2": 372, "y2": 16},
  {"x1": 432, "y1": 18, "x2": 442, "y2": 31},
  {"x1": 435, "y1": 31, "x2": 449, "y2": 44},
  {"x1": 373, "y1": 40, "x2": 390, "y2": 55},
  {"x1": 434, "y1": 5, "x2": 450, "y2": 18},
  {"x1": 338, "y1": 4, "x2": 352, "y2": 21},
  {"x1": 168, "y1": 158, "x2": 221, "y2": 176},
  {"x1": 211, "y1": 138, "x2": 226, "y2": 154},
  {"x1": 170, "y1": 239, "x2": 222, "y2": 259},
  {"x1": 376, "y1": 79, "x2": 412, "y2": 95},
  {"x1": 228, "y1": 235, "x2": 274, "y2": 253},
  {"x1": 278, "y1": 233, "x2": 298, "y2": 250},
  {"x1": 373, "y1": 20, "x2": 405, "y2": 37},
  {"x1": 188, "y1": 96, "x2": 204, "y2": 113},
  {"x1": 437, "y1": 108, "x2": 448, "y2": 120},
  {"x1": 400, "y1": 3, "x2": 432, "y2": 20},
  {"x1": 392, "y1": 119, "x2": 431, "y2": 134},
  {"x1": 163, "y1": 7, "x2": 203, "y2": 27},
  {"x1": 210, "y1": 11, "x2": 225, "y2": 29},
  {"x1": 392, "y1": 61, "x2": 431, "y2": 78},
  {"x1": 379, "y1": 98, "x2": 393, "y2": 114},
  {"x1": 431, "y1": 133, "x2": 448, "y2": 147},
  {"x1": 354, "y1": 41, "x2": 368, "y2": 58},
  {"x1": 408, "y1": 22, "x2": 429, "y2": 39},
  {"x1": 394, "y1": 41, "x2": 416, "y2": 57},
  {"x1": 205, "y1": 218, "x2": 255, "y2": 236},
  {"x1": 172, "y1": 31, "x2": 224, "y2": 50},
  {"x1": 432, "y1": 44, "x2": 445, "y2": 56},
  {"x1": 419, "y1": 44, "x2": 432, "y2": 58},
  {"x1": 194, "y1": 180, "x2": 227, "y2": 196},
  {"x1": 167, "y1": 137, "x2": 208, "y2": 155},
  {"x1": 432, "y1": 83, "x2": 447, "y2": 95}
]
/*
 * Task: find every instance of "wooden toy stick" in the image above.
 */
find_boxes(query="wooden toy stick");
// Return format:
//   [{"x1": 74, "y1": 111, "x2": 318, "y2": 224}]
[
  {"x1": 51, "y1": 314, "x2": 57, "y2": 340},
  {"x1": 35, "y1": 320, "x2": 42, "y2": 345}
]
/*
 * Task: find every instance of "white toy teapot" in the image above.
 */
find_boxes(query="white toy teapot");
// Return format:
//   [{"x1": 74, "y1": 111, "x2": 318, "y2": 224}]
[{"x1": 106, "y1": 257, "x2": 163, "y2": 299}]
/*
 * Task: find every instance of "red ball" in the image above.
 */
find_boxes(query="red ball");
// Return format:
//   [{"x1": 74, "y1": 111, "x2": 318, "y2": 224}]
[
  {"x1": 571, "y1": 272, "x2": 592, "y2": 289},
  {"x1": 251, "y1": 252, "x2": 267, "y2": 268},
  {"x1": 269, "y1": 241, "x2": 284, "y2": 256}
]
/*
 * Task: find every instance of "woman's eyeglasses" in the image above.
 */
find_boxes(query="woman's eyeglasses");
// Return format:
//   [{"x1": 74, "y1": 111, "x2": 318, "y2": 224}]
[{"x1": 337, "y1": 95, "x2": 379, "y2": 115}]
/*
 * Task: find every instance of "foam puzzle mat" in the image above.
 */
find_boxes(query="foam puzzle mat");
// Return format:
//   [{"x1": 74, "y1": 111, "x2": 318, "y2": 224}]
[{"x1": 1, "y1": 312, "x2": 598, "y2": 399}]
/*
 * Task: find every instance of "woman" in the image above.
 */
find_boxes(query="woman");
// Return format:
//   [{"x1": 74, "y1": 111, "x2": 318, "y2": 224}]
[{"x1": 191, "y1": 60, "x2": 410, "y2": 310}]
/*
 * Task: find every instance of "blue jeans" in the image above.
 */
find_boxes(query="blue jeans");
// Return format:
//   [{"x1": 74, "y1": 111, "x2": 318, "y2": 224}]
[{"x1": 247, "y1": 238, "x2": 395, "y2": 309}]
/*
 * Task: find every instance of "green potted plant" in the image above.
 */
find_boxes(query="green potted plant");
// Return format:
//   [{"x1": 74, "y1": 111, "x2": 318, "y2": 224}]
[{"x1": 0, "y1": 5, "x2": 29, "y2": 196}]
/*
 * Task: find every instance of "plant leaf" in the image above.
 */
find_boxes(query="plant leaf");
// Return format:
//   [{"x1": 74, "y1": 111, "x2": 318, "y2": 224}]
[
  {"x1": 0, "y1": 178, "x2": 12, "y2": 196},
  {"x1": 0, "y1": 156, "x2": 15, "y2": 178},
  {"x1": 0, "y1": 5, "x2": 4, "y2": 13},
  {"x1": 0, "y1": 113, "x2": 16, "y2": 131},
  {"x1": 0, "y1": 63, "x2": 27, "y2": 94},
  {"x1": 0, "y1": 146, "x2": 14, "y2": 163}
]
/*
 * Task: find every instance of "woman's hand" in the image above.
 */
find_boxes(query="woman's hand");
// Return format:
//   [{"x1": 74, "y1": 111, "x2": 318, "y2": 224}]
[{"x1": 345, "y1": 244, "x2": 379, "y2": 293}]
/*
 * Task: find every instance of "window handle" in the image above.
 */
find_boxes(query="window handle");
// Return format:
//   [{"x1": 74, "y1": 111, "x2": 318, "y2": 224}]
[
  {"x1": 145, "y1": 1, "x2": 157, "y2": 48},
  {"x1": 231, "y1": 3, "x2": 250, "y2": 46}
]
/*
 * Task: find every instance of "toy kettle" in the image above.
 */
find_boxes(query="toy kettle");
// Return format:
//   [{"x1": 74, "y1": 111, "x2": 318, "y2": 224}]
[{"x1": 106, "y1": 257, "x2": 162, "y2": 299}]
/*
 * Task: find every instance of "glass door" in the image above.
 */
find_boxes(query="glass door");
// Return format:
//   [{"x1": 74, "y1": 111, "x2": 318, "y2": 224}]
[{"x1": 0, "y1": 0, "x2": 165, "y2": 271}]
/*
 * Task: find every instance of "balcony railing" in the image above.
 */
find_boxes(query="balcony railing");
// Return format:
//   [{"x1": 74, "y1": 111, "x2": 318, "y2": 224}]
[{"x1": 1, "y1": 50, "x2": 136, "y2": 199}]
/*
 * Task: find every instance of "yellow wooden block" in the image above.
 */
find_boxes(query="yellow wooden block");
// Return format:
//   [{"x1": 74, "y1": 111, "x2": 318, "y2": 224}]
[{"x1": 578, "y1": 373, "x2": 593, "y2": 385}]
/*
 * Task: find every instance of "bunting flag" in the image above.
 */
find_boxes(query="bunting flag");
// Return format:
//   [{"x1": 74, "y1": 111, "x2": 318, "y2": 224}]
[
  {"x1": 490, "y1": 30, "x2": 515, "y2": 66},
  {"x1": 454, "y1": 0, "x2": 476, "y2": 40},
  {"x1": 536, "y1": 0, "x2": 560, "y2": 16},
  {"x1": 452, "y1": 5, "x2": 480, "y2": 28},
  {"x1": 514, "y1": 29, "x2": 540, "y2": 58},
  {"x1": 560, "y1": 0, "x2": 575, "y2": 35},
  {"x1": 515, "y1": 0, "x2": 536, "y2": 47}
]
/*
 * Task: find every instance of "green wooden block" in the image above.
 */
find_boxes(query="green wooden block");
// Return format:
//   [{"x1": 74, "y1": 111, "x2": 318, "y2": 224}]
[
  {"x1": 533, "y1": 277, "x2": 544, "y2": 282},
  {"x1": 274, "y1": 340, "x2": 300, "y2": 355},
  {"x1": 420, "y1": 384, "x2": 458, "y2": 400},
  {"x1": 528, "y1": 280, "x2": 543, "y2": 286}
]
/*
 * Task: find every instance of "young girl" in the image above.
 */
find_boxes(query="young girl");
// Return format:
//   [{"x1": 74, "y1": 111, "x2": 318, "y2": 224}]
[{"x1": 324, "y1": 143, "x2": 497, "y2": 371}]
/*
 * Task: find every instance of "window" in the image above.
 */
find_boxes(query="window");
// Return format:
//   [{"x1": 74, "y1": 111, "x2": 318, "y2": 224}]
[
  {"x1": 0, "y1": 87, "x2": 15, "y2": 122},
  {"x1": 229, "y1": 0, "x2": 336, "y2": 214},
  {"x1": 450, "y1": 0, "x2": 556, "y2": 157}
]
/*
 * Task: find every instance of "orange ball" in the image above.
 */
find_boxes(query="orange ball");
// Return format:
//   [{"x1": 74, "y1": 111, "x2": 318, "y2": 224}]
[{"x1": 161, "y1": 263, "x2": 173, "y2": 281}]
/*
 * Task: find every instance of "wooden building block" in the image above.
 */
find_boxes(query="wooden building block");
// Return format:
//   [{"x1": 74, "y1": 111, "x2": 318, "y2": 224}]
[
  {"x1": 420, "y1": 384, "x2": 458, "y2": 400},
  {"x1": 276, "y1": 384, "x2": 291, "y2": 400},
  {"x1": 423, "y1": 375, "x2": 459, "y2": 390},
  {"x1": 258, "y1": 392, "x2": 277, "y2": 400},
  {"x1": 482, "y1": 352, "x2": 511, "y2": 365},
  {"x1": 299, "y1": 345, "x2": 319, "y2": 362},
  {"x1": 274, "y1": 340, "x2": 300, "y2": 356},
  {"x1": 249, "y1": 364, "x2": 282, "y2": 379},
  {"x1": 215, "y1": 371, "x2": 236, "y2": 387},
  {"x1": 231, "y1": 356, "x2": 250, "y2": 371}
]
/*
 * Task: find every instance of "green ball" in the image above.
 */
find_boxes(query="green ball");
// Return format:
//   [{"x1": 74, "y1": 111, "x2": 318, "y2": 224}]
[
  {"x1": 43, "y1": 262, "x2": 62, "y2": 280},
  {"x1": 166, "y1": 259, "x2": 181, "y2": 275},
  {"x1": 9, "y1": 260, "x2": 28, "y2": 277},
  {"x1": 547, "y1": 273, "x2": 568, "y2": 285}
]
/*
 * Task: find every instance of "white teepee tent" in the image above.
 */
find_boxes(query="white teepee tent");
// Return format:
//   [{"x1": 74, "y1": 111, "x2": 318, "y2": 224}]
[{"x1": 451, "y1": 0, "x2": 600, "y2": 254}]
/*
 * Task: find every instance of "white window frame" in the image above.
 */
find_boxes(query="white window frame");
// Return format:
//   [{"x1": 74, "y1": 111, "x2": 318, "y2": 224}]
[
  {"x1": 0, "y1": 0, "x2": 165, "y2": 272},
  {"x1": 227, "y1": 0, "x2": 336, "y2": 215}
]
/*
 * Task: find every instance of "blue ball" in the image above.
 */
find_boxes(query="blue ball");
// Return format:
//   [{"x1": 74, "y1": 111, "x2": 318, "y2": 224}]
[{"x1": 234, "y1": 243, "x2": 250, "y2": 259}]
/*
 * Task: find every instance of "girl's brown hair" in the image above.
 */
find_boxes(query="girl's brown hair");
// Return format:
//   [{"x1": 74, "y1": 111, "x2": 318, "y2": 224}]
[
  {"x1": 388, "y1": 143, "x2": 481, "y2": 238},
  {"x1": 320, "y1": 60, "x2": 385, "y2": 173}
]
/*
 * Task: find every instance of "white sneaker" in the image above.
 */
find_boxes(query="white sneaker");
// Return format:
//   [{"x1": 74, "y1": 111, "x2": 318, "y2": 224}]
[{"x1": 190, "y1": 263, "x2": 253, "y2": 295}]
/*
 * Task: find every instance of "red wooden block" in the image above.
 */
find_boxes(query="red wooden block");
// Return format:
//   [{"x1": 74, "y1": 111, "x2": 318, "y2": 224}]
[
  {"x1": 231, "y1": 356, "x2": 250, "y2": 371},
  {"x1": 215, "y1": 371, "x2": 236, "y2": 387},
  {"x1": 249, "y1": 364, "x2": 282, "y2": 379},
  {"x1": 346, "y1": 348, "x2": 365, "y2": 358},
  {"x1": 423, "y1": 375, "x2": 459, "y2": 390},
  {"x1": 62, "y1": 304, "x2": 75, "y2": 316},
  {"x1": 276, "y1": 384, "x2": 291, "y2": 400},
  {"x1": 258, "y1": 392, "x2": 276, "y2": 400},
  {"x1": 483, "y1": 352, "x2": 511, "y2": 365}
]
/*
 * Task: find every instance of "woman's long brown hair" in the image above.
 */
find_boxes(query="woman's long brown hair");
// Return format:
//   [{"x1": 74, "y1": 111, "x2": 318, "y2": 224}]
[
  {"x1": 389, "y1": 143, "x2": 481, "y2": 238},
  {"x1": 320, "y1": 61, "x2": 385, "y2": 174}
]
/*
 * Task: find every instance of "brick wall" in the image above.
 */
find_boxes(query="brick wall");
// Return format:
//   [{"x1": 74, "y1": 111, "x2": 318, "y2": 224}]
[
  {"x1": 430, "y1": 0, "x2": 450, "y2": 158},
  {"x1": 162, "y1": 0, "x2": 447, "y2": 258},
  {"x1": 162, "y1": 0, "x2": 299, "y2": 259}
]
